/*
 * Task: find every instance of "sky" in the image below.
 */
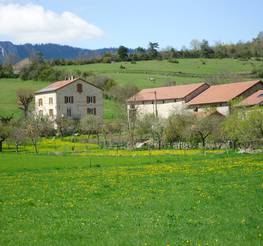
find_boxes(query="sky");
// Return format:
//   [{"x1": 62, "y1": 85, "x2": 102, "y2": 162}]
[{"x1": 0, "y1": 0, "x2": 263, "y2": 49}]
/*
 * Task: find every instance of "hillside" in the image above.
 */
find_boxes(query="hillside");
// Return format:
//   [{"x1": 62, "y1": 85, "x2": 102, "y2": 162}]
[
  {"x1": 57, "y1": 58, "x2": 262, "y2": 88},
  {"x1": 0, "y1": 58, "x2": 262, "y2": 119},
  {"x1": 0, "y1": 41, "x2": 117, "y2": 63}
]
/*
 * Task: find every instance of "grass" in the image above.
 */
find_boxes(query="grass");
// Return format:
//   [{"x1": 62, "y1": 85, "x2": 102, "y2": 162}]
[
  {"x1": 0, "y1": 150, "x2": 262, "y2": 245},
  {"x1": 57, "y1": 58, "x2": 263, "y2": 88}
]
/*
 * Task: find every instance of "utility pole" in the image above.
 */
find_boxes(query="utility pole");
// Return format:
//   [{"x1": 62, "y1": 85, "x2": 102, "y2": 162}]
[{"x1": 154, "y1": 91, "x2": 158, "y2": 117}]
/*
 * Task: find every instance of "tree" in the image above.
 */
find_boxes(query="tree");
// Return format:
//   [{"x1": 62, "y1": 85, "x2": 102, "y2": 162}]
[
  {"x1": 148, "y1": 42, "x2": 159, "y2": 59},
  {"x1": 136, "y1": 114, "x2": 165, "y2": 149},
  {"x1": 117, "y1": 45, "x2": 129, "y2": 60},
  {"x1": 244, "y1": 108, "x2": 263, "y2": 140},
  {"x1": 17, "y1": 88, "x2": 34, "y2": 118},
  {"x1": 223, "y1": 109, "x2": 246, "y2": 149},
  {"x1": 200, "y1": 40, "x2": 214, "y2": 58},
  {"x1": 80, "y1": 115, "x2": 102, "y2": 144},
  {"x1": 9, "y1": 118, "x2": 27, "y2": 153},
  {"x1": 26, "y1": 115, "x2": 51, "y2": 154},
  {"x1": 190, "y1": 39, "x2": 201, "y2": 50},
  {"x1": 55, "y1": 117, "x2": 76, "y2": 138},
  {"x1": 0, "y1": 115, "x2": 13, "y2": 152},
  {"x1": 165, "y1": 114, "x2": 194, "y2": 146},
  {"x1": 192, "y1": 113, "x2": 223, "y2": 148}
]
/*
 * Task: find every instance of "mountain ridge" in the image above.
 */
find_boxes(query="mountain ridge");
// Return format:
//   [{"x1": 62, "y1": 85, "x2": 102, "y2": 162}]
[{"x1": 0, "y1": 41, "x2": 118, "y2": 64}]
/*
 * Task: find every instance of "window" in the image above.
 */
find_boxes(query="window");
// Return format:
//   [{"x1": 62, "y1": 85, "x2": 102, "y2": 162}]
[
  {"x1": 49, "y1": 97, "x2": 53, "y2": 105},
  {"x1": 64, "y1": 96, "x2": 74, "y2": 104},
  {"x1": 194, "y1": 107, "x2": 198, "y2": 112},
  {"x1": 38, "y1": 98, "x2": 43, "y2": 106},
  {"x1": 39, "y1": 110, "x2": 43, "y2": 116},
  {"x1": 67, "y1": 108, "x2": 72, "y2": 117},
  {"x1": 49, "y1": 109, "x2": 54, "y2": 117},
  {"x1": 87, "y1": 108, "x2": 96, "y2": 115},
  {"x1": 77, "y1": 83, "x2": 83, "y2": 93},
  {"x1": 87, "y1": 96, "x2": 96, "y2": 104}
]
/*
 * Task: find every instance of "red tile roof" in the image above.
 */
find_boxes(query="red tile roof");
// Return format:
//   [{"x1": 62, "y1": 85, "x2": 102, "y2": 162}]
[
  {"x1": 187, "y1": 80, "x2": 262, "y2": 106},
  {"x1": 127, "y1": 83, "x2": 208, "y2": 102},
  {"x1": 239, "y1": 90, "x2": 263, "y2": 106},
  {"x1": 35, "y1": 77, "x2": 102, "y2": 94}
]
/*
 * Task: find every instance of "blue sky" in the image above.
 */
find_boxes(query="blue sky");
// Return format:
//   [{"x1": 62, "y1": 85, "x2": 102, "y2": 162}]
[{"x1": 0, "y1": 0, "x2": 263, "y2": 49}]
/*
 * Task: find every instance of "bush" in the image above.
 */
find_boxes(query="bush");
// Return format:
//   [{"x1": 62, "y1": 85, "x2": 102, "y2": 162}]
[
  {"x1": 251, "y1": 67, "x2": 263, "y2": 77},
  {"x1": 20, "y1": 61, "x2": 64, "y2": 81},
  {"x1": 168, "y1": 58, "x2": 179, "y2": 63}
]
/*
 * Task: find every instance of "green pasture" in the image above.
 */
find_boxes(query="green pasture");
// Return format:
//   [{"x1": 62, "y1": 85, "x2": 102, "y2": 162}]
[
  {"x1": 0, "y1": 149, "x2": 262, "y2": 245},
  {"x1": 57, "y1": 58, "x2": 262, "y2": 88}
]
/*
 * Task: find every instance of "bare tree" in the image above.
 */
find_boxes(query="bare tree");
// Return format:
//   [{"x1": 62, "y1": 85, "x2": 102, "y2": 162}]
[
  {"x1": 9, "y1": 118, "x2": 27, "y2": 153},
  {"x1": 26, "y1": 115, "x2": 51, "y2": 154},
  {"x1": 55, "y1": 117, "x2": 76, "y2": 138},
  {"x1": 80, "y1": 115, "x2": 102, "y2": 144},
  {"x1": 0, "y1": 115, "x2": 13, "y2": 152},
  {"x1": 190, "y1": 39, "x2": 201, "y2": 50},
  {"x1": 192, "y1": 113, "x2": 223, "y2": 148},
  {"x1": 17, "y1": 88, "x2": 34, "y2": 118}
]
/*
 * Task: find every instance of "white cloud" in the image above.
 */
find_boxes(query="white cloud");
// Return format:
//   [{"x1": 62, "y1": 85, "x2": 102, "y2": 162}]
[{"x1": 0, "y1": 3, "x2": 104, "y2": 44}]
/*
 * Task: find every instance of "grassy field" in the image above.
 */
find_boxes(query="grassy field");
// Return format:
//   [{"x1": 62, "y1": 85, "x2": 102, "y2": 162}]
[
  {"x1": 0, "y1": 58, "x2": 262, "y2": 118},
  {"x1": 0, "y1": 150, "x2": 262, "y2": 245},
  {"x1": 57, "y1": 58, "x2": 262, "y2": 88}
]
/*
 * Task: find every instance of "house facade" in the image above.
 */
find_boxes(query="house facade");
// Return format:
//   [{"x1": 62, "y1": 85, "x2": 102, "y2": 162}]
[
  {"x1": 35, "y1": 77, "x2": 103, "y2": 120},
  {"x1": 127, "y1": 83, "x2": 209, "y2": 118}
]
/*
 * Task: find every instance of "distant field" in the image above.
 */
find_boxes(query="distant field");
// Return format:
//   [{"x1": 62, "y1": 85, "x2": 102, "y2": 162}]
[
  {"x1": 57, "y1": 58, "x2": 262, "y2": 88},
  {"x1": 0, "y1": 58, "x2": 262, "y2": 118},
  {"x1": 0, "y1": 151, "x2": 262, "y2": 245}
]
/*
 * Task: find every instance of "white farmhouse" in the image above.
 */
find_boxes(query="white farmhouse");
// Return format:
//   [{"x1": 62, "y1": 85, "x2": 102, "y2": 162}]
[
  {"x1": 127, "y1": 83, "x2": 209, "y2": 118},
  {"x1": 35, "y1": 77, "x2": 103, "y2": 120}
]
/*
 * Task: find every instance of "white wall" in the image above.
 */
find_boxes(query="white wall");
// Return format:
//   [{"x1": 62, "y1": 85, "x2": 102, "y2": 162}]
[
  {"x1": 35, "y1": 92, "x2": 57, "y2": 118},
  {"x1": 187, "y1": 105, "x2": 230, "y2": 116},
  {"x1": 128, "y1": 100, "x2": 187, "y2": 118}
]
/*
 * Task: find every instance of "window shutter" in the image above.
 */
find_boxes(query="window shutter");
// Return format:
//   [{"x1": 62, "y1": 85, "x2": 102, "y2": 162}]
[
  {"x1": 64, "y1": 96, "x2": 67, "y2": 104},
  {"x1": 94, "y1": 108, "x2": 96, "y2": 115},
  {"x1": 93, "y1": 96, "x2": 96, "y2": 104}
]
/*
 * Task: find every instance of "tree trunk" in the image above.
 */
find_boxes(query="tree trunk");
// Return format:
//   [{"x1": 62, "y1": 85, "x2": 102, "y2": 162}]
[
  {"x1": 201, "y1": 138, "x2": 205, "y2": 148},
  {"x1": 0, "y1": 140, "x2": 3, "y2": 152},
  {"x1": 96, "y1": 134, "x2": 100, "y2": 145},
  {"x1": 15, "y1": 143, "x2": 19, "y2": 153},
  {"x1": 158, "y1": 139, "x2": 161, "y2": 150},
  {"x1": 32, "y1": 140, "x2": 38, "y2": 154}
]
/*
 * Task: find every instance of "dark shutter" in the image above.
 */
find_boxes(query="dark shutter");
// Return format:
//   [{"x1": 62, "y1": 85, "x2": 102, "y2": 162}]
[
  {"x1": 94, "y1": 108, "x2": 96, "y2": 115},
  {"x1": 93, "y1": 96, "x2": 96, "y2": 104}
]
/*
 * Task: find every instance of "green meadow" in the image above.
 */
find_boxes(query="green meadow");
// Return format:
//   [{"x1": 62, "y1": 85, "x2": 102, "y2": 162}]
[
  {"x1": 57, "y1": 58, "x2": 262, "y2": 88},
  {"x1": 0, "y1": 58, "x2": 262, "y2": 118},
  {"x1": 0, "y1": 149, "x2": 262, "y2": 245}
]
